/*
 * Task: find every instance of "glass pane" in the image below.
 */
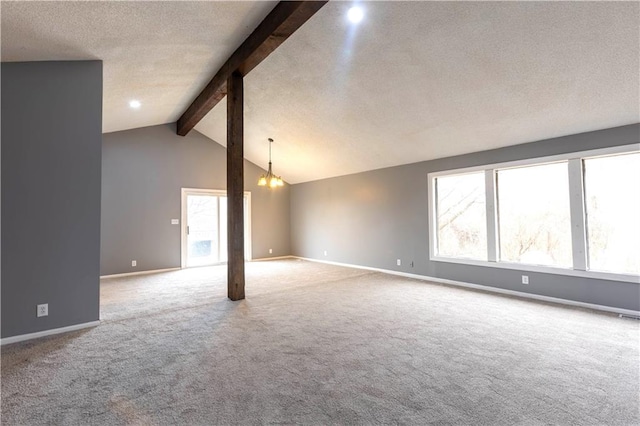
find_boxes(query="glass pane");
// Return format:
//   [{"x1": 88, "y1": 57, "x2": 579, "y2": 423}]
[
  {"x1": 187, "y1": 195, "x2": 219, "y2": 267},
  {"x1": 436, "y1": 172, "x2": 487, "y2": 260},
  {"x1": 219, "y1": 196, "x2": 228, "y2": 263},
  {"x1": 497, "y1": 162, "x2": 572, "y2": 268},
  {"x1": 584, "y1": 152, "x2": 640, "y2": 275}
]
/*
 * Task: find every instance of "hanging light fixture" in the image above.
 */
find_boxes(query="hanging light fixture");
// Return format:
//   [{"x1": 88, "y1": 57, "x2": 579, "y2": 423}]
[{"x1": 258, "y1": 138, "x2": 284, "y2": 188}]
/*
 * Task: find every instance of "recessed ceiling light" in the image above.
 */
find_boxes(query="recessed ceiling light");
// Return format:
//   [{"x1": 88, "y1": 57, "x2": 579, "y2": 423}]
[
  {"x1": 129, "y1": 100, "x2": 141, "y2": 109},
  {"x1": 347, "y1": 6, "x2": 364, "y2": 24}
]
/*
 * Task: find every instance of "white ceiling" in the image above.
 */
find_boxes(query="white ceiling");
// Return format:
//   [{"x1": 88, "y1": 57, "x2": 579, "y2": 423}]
[{"x1": 2, "y1": 1, "x2": 639, "y2": 184}]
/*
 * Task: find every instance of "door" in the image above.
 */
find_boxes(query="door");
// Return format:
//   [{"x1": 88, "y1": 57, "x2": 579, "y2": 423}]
[
  {"x1": 185, "y1": 194, "x2": 220, "y2": 267},
  {"x1": 181, "y1": 189, "x2": 251, "y2": 268}
]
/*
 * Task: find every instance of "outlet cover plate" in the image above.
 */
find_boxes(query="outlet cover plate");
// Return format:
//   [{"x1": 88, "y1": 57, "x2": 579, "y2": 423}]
[{"x1": 37, "y1": 303, "x2": 48, "y2": 317}]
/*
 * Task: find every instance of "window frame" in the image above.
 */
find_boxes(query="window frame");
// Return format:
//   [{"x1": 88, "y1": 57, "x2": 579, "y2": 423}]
[{"x1": 428, "y1": 143, "x2": 640, "y2": 284}]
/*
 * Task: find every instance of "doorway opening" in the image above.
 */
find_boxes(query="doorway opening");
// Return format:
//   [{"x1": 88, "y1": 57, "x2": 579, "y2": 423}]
[{"x1": 180, "y1": 188, "x2": 251, "y2": 268}]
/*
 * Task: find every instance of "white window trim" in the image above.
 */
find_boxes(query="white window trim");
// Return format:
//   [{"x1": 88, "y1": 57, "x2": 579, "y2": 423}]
[{"x1": 428, "y1": 143, "x2": 640, "y2": 284}]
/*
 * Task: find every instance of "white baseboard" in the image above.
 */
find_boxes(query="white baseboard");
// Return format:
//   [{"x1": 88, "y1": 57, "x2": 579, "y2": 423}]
[
  {"x1": 100, "y1": 260, "x2": 298, "y2": 277},
  {"x1": 100, "y1": 267, "x2": 180, "y2": 279},
  {"x1": 1, "y1": 320, "x2": 101, "y2": 346},
  {"x1": 293, "y1": 257, "x2": 640, "y2": 317},
  {"x1": 251, "y1": 255, "x2": 295, "y2": 262}
]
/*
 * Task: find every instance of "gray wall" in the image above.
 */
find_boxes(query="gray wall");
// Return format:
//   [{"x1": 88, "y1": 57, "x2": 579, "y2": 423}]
[
  {"x1": 1, "y1": 61, "x2": 103, "y2": 338},
  {"x1": 291, "y1": 124, "x2": 640, "y2": 311},
  {"x1": 101, "y1": 124, "x2": 290, "y2": 276}
]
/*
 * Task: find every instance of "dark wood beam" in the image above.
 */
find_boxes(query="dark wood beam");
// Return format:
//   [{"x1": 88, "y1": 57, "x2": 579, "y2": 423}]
[
  {"x1": 227, "y1": 71, "x2": 245, "y2": 301},
  {"x1": 177, "y1": 1, "x2": 328, "y2": 136}
]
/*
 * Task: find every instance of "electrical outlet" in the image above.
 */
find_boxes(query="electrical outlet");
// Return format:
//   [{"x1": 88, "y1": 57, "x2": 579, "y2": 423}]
[
  {"x1": 269, "y1": 248, "x2": 273, "y2": 254},
  {"x1": 324, "y1": 250, "x2": 327, "y2": 256},
  {"x1": 37, "y1": 303, "x2": 48, "y2": 317},
  {"x1": 410, "y1": 261, "x2": 414, "y2": 268},
  {"x1": 132, "y1": 260, "x2": 137, "y2": 267},
  {"x1": 522, "y1": 275, "x2": 529, "y2": 285},
  {"x1": 171, "y1": 219, "x2": 179, "y2": 225},
  {"x1": 397, "y1": 259, "x2": 401, "y2": 266}
]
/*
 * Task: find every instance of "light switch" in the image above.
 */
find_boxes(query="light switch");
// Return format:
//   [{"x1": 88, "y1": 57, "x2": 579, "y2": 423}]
[{"x1": 171, "y1": 219, "x2": 179, "y2": 225}]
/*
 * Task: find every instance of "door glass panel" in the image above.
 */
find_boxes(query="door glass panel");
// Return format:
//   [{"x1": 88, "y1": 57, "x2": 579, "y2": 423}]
[
  {"x1": 187, "y1": 195, "x2": 219, "y2": 267},
  {"x1": 219, "y1": 196, "x2": 228, "y2": 263}
]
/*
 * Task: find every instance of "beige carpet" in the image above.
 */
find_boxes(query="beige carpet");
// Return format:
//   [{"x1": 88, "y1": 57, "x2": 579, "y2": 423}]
[{"x1": 2, "y1": 259, "x2": 639, "y2": 425}]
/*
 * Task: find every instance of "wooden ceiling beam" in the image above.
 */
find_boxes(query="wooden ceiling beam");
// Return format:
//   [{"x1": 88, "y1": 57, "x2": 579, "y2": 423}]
[{"x1": 177, "y1": 1, "x2": 328, "y2": 136}]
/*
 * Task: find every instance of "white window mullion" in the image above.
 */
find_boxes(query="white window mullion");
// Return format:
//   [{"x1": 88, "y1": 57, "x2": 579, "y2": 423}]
[
  {"x1": 568, "y1": 159, "x2": 588, "y2": 271},
  {"x1": 429, "y1": 176, "x2": 439, "y2": 258},
  {"x1": 485, "y1": 169, "x2": 498, "y2": 262}
]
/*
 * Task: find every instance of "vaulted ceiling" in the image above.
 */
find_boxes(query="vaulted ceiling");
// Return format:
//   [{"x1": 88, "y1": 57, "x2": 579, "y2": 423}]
[{"x1": 2, "y1": 1, "x2": 638, "y2": 183}]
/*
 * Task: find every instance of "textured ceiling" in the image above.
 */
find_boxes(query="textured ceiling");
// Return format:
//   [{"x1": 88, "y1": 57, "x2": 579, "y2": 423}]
[
  {"x1": 2, "y1": 1, "x2": 639, "y2": 184},
  {"x1": 1, "y1": 1, "x2": 277, "y2": 133}
]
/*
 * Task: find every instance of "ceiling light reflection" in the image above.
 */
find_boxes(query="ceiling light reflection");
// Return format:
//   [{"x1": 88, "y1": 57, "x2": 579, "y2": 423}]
[{"x1": 347, "y1": 6, "x2": 364, "y2": 24}]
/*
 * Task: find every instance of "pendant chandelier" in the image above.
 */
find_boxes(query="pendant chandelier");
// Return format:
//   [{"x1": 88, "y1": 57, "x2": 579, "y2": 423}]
[{"x1": 258, "y1": 138, "x2": 284, "y2": 188}]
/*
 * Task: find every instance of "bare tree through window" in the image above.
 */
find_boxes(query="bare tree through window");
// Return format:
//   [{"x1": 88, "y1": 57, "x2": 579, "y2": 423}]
[
  {"x1": 497, "y1": 162, "x2": 572, "y2": 268},
  {"x1": 436, "y1": 172, "x2": 487, "y2": 260}
]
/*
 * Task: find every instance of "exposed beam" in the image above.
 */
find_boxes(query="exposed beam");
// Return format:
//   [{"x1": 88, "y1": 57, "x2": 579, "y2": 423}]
[
  {"x1": 227, "y1": 71, "x2": 245, "y2": 301},
  {"x1": 177, "y1": 1, "x2": 328, "y2": 136}
]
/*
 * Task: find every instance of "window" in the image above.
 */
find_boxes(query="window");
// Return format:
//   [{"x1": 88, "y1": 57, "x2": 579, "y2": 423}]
[
  {"x1": 428, "y1": 144, "x2": 639, "y2": 282},
  {"x1": 584, "y1": 152, "x2": 640, "y2": 275},
  {"x1": 435, "y1": 172, "x2": 486, "y2": 260},
  {"x1": 497, "y1": 162, "x2": 572, "y2": 268}
]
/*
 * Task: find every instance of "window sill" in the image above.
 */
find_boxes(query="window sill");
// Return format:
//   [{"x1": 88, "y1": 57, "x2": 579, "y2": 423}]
[{"x1": 430, "y1": 256, "x2": 640, "y2": 284}]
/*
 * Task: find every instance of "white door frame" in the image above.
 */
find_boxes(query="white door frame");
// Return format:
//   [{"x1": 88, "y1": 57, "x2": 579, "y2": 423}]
[{"x1": 181, "y1": 188, "x2": 252, "y2": 268}]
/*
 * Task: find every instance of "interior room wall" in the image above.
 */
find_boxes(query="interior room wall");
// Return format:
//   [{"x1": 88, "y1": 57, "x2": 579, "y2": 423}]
[
  {"x1": 101, "y1": 124, "x2": 290, "y2": 276},
  {"x1": 1, "y1": 61, "x2": 103, "y2": 339},
  {"x1": 291, "y1": 124, "x2": 640, "y2": 312}
]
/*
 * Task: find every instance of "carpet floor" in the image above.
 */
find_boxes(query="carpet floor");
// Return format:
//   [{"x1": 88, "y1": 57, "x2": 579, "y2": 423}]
[{"x1": 1, "y1": 259, "x2": 638, "y2": 425}]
